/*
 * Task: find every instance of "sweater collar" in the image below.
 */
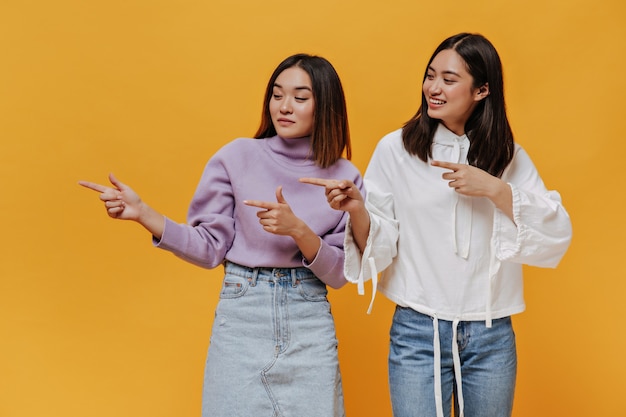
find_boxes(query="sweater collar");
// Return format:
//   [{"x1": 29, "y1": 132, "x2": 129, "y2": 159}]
[{"x1": 265, "y1": 135, "x2": 315, "y2": 165}]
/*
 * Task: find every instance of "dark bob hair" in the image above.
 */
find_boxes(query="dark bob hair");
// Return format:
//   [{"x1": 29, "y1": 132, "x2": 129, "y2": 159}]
[{"x1": 255, "y1": 53, "x2": 351, "y2": 168}]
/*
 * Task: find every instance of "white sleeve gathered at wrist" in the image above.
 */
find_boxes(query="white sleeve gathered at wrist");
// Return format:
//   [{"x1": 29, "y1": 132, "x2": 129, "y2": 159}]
[
  {"x1": 493, "y1": 182, "x2": 572, "y2": 267},
  {"x1": 343, "y1": 190, "x2": 399, "y2": 313}
]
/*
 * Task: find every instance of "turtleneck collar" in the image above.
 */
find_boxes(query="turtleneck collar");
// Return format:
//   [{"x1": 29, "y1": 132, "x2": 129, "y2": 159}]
[{"x1": 265, "y1": 135, "x2": 315, "y2": 166}]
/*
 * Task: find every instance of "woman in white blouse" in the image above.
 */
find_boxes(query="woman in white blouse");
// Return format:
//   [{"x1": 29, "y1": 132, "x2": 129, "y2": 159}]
[{"x1": 302, "y1": 33, "x2": 572, "y2": 417}]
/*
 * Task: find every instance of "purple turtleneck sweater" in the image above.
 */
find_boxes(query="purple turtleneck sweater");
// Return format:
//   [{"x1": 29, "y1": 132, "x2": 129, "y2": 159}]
[{"x1": 154, "y1": 135, "x2": 363, "y2": 288}]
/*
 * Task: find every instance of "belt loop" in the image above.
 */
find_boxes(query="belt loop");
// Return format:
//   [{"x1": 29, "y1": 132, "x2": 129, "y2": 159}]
[
  {"x1": 250, "y1": 267, "x2": 259, "y2": 287},
  {"x1": 291, "y1": 268, "x2": 297, "y2": 287}
]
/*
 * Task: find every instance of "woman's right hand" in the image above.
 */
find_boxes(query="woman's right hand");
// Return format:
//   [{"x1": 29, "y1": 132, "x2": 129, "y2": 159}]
[
  {"x1": 79, "y1": 173, "x2": 166, "y2": 238},
  {"x1": 300, "y1": 177, "x2": 370, "y2": 253},
  {"x1": 78, "y1": 173, "x2": 144, "y2": 221},
  {"x1": 299, "y1": 177, "x2": 364, "y2": 213}
]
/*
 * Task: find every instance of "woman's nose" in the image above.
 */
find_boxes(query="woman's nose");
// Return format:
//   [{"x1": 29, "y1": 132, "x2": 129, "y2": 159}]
[
  {"x1": 428, "y1": 79, "x2": 442, "y2": 95},
  {"x1": 280, "y1": 100, "x2": 292, "y2": 113}
]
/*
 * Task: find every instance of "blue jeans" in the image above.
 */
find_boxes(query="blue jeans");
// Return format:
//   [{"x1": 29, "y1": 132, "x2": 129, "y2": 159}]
[
  {"x1": 388, "y1": 306, "x2": 517, "y2": 417},
  {"x1": 202, "y1": 262, "x2": 345, "y2": 417}
]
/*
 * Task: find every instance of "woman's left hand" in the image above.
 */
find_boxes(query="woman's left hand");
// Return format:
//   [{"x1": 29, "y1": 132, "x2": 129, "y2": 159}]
[
  {"x1": 432, "y1": 160, "x2": 513, "y2": 219},
  {"x1": 431, "y1": 160, "x2": 502, "y2": 197},
  {"x1": 244, "y1": 186, "x2": 322, "y2": 262},
  {"x1": 243, "y1": 186, "x2": 304, "y2": 237}
]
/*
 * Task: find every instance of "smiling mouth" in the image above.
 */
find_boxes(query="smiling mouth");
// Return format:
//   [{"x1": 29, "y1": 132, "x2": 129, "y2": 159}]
[{"x1": 429, "y1": 98, "x2": 445, "y2": 105}]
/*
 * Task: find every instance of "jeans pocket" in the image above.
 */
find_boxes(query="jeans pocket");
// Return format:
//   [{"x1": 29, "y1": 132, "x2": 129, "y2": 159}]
[
  {"x1": 219, "y1": 275, "x2": 249, "y2": 299},
  {"x1": 298, "y1": 278, "x2": 328, "y2": 301}
]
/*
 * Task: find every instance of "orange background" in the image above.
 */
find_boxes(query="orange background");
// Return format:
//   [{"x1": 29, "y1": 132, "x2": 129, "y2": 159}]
[{"x1": 1, "y1": 0, "x2": 624, "y2": 416}]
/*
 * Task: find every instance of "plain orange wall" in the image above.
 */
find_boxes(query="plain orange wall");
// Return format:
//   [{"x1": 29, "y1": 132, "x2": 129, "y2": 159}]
[{"x1": 1, "y1": 0, "x2": 624, "y2": 416}]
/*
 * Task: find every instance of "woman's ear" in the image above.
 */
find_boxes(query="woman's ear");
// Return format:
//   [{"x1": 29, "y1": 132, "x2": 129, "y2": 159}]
[{"x1": 474, "y1": 83, "x2": 490, "y2": 101}]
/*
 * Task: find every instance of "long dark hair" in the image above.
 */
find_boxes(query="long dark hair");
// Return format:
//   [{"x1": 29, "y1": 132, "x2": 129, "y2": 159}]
[
  {"x1": 255, "y1": 54, "x2": 351, "y2": 168},
  {"x1": 402, "y1": 33, "x2": 514, "y2": 177}
]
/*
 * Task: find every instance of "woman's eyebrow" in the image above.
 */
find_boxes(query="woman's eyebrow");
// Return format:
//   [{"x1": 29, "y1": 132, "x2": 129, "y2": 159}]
[
  {"x1": 273, "y1": 82, "x2": 312, "y2": 91},
  {"x1": 427, "y1": 66, "x2": 461, "y2": 77}
]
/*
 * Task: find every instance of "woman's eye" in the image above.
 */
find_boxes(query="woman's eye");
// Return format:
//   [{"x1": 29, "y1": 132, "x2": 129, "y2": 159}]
[
  {"x1": 273, "y1": 94, "x2": 282, "y2": 99},
  {"x1": 295, "y1": 97, "x2": 308, "y2": 102}
]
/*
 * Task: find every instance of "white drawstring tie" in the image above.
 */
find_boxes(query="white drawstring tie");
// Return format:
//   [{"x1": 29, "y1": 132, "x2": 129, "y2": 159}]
[
  {"x1": 433, "y1": 316, "x2": 465, "y2": 417},
  {"x1": 433, "y1": 126, "x2": 472, "y2": 260},
  {"x1": 355, "y1": 256, "x2": 378, "y2": 315}
]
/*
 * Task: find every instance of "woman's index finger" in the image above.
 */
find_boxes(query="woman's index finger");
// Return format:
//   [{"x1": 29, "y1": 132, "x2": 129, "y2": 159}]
[
  {"x1": 242, "y1": 199, "x2": 274, "y2": 210},
  {"x1": 431, "y1": 160, "x2": 461, "y2": 171},
  {"x1": 299, "y1": 177, "x2": 333, "y2": 187},
  {"x1": 78, "y1": 180, "x2": 109, "y2": 193}
]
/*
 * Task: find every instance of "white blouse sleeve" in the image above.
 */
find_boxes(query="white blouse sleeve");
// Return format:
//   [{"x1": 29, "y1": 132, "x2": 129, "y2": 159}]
[
  {"x1": 344, "y1": 141, "x2": 400, "y2": 287},
  {"x1": 492, "y1": 146, "x2": 573, "y2": 267}
]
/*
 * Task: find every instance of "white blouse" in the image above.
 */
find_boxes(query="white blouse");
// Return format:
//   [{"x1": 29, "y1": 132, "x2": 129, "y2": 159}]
[{"x1": 345, "y1": 124, "x2": 573, "y2": 323}]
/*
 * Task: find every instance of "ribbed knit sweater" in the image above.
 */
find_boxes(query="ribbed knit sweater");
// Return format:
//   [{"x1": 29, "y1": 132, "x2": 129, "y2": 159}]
[{"x1": 155, "y1": 135, "x2": 363, "y2": 288}]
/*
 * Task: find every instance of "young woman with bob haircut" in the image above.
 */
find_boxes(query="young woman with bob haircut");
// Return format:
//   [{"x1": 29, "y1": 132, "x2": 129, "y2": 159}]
[{"x1": 80, "y1": 53, "x2": 363, "y2": 417}]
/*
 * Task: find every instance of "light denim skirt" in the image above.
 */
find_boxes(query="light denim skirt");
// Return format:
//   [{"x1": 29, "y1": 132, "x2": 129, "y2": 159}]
[{"x1": 201, "y1": 262, "x2": 345, "y2": 417}]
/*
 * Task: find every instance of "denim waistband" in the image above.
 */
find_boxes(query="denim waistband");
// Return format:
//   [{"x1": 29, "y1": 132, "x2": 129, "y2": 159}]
[{"x1": 224, "y1": 261, "x2": 317, "y2": 286}]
